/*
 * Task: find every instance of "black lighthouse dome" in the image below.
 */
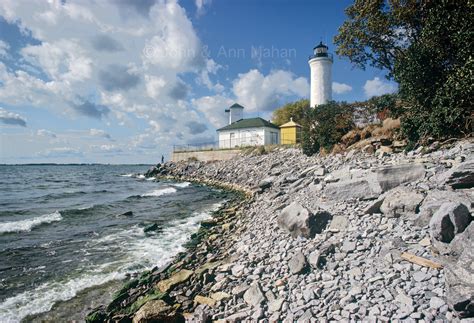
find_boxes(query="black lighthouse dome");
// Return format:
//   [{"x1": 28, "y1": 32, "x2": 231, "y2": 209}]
[{"x1": 313, "y1": 41, "x2": 328, "y2": 56}]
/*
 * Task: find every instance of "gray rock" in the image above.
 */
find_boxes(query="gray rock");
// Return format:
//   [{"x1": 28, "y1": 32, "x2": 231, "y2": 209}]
[
  {"x1": 364, "y1": 195, "x2": 385, "y2": 214},
  {"x1": 342, "y1": 240, "x2": 356, "y2": 253},
  {"x1": 277, "y1": 202, "x2": 331, "y2": 238},
  {"x1": 442, "y1": 160, "x2": 474, "y2": 189},
  {"x1": 429, "y1": 296, "x2": 446, "y2": 310},
  {"x1": 302, "y1": 288, "x2": 314, "y2": 302},
  {"x1": 297, "y1": 309, "x2": 313, "y2": 322},
  {"x1": 416, "y1": 189, "x2": 473, "y2": 226},
  {"x1": 308, "y1": 243, "x2": 335, "y2": 269},
  {"x1": 231, "y1": 264, "x2": 245, "y2": 277},
  {"x1": 380, "y1": 187, "x2": 424, "y2": 218},
  {"x1": 413, "y1": 271, "x2": 427, "y2": 282},
  {"x1": 450, "y1": 222, "x2": 474, "y2": 256},
  {"x1": 429, "y1": 202, "x2": 472, "y2": 243},
  {"x1": 445, "y1": 223, "x2": 474, "y2": 318},
  {"x1": 251, "y1": 307, "x2": 264, "y2": 320},
  {"x1": 325, "y1": 179, "x2": 380, "y2": 201},
  {"x1": 268, "y1": 298, "x2": 284, "y2": 313},
  {"x1": 288, "y1": 252, "x2": 307, "y2": 274},
  {"x1": 243, "y1": 282, "x2": 265, "y2": 307},
  {"x1": 258, "y1": 176, "x2": 275, "y2": 190},
  {"x1": 328, "y1": 215, "x2": 348, "y2": 232},
  {"x1": 376, "y1": 163, "x2": 426, "y2": 192},
  {"x1": 232, "y1": 284, "x2": 249, "y2": 297},
  {"x1": 186, "y1": 305, "x2": 209, "y2": 323}
]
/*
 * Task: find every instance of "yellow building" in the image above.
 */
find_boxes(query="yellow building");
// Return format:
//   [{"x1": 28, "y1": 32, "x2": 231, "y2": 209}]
[{"x1": 280, "y1": 118, "x2": 302, "y2": 145}]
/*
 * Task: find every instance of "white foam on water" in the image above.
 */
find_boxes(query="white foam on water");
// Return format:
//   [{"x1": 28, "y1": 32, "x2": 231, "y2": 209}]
[
  {"x1": 136, "y1": 174, "x2": 146, "y2": 179},
  {"x1": 0, "y1": 270, "x2": 125, "y2": 323},
  {"x1": 140, "y1": 187, "x2": 177, "y2": 197},
  {"x1": 0, "y1": 202, "x2": 224, "y2": 322},
  {"x1": 0, "y1": 211, "x2": 62, "y2": 234},
  {"x1": 119, "y1": 173, "x2": 133, "y2": 177},
  {"x1": 145, "y1": 177, "x2": 156, "y2": 181},
  {"x1": 171, "y1": 182, "x2": 191, "y2": 188}
]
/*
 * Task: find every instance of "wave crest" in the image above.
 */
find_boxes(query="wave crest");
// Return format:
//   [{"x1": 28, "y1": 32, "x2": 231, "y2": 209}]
[
  {"x1": 140, "y1": 187, "x2": 177, "y2": 197},
  {"x1": 171, "y1": 182, "x2": 191, "y2": 188},
  {"x1": 0, "y1": 211, "x2": 62, "y2": 234}
]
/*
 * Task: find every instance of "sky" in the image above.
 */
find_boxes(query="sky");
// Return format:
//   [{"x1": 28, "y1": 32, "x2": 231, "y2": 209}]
[{"x1": 0, "y1": 0, "x2": 398, "y2": 164}]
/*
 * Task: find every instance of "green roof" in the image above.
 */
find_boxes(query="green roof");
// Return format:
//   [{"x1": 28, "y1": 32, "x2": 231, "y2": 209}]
[{"x1": 217, "y1": 117, "x2": 279, "y2": 131}]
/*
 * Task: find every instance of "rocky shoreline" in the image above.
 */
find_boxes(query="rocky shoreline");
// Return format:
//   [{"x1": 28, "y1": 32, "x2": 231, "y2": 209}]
[{"x1": 90, "y1": 138, "x2": 473, "y2": 322}]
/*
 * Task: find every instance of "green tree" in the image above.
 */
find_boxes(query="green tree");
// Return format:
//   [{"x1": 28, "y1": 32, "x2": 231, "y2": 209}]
[
  {"x1": 335, "y1": 0, "x2": 473, "y2": 142},
  {"x1": 301, "y1": 101, "x2": 354, "y2": 156},
  {"x1": 271, "y1": 99, "x2": 310, "y2": 126}
]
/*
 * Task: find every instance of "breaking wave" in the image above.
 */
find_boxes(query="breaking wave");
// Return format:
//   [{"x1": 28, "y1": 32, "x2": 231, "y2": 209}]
[
  {"x1": 0, "y1": 211, "x2": 62, "y2": 234},
  {"x1": 140, "y1": 187, "x2": 177, "y2": 197}
]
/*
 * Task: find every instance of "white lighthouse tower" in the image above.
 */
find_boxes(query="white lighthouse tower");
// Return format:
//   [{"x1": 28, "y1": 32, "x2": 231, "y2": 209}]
[{"x1": 308, "y1": 42, "x2": 333, "y2": 107}]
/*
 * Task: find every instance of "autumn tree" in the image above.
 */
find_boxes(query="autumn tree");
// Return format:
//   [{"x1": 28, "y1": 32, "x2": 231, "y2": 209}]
[{"x1": 335, "y1": 0, "x2": 473, "y2": 143}]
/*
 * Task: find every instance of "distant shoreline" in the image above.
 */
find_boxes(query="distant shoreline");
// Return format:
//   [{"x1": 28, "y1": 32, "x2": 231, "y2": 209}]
[{"x1": 0, "y1": 163, "x2": 154, "y2": 166}]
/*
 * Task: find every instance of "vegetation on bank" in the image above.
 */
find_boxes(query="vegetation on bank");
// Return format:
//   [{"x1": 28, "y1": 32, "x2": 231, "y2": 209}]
[{"x1": 273, "y1": 0, "x2": 473, "y2": 156}]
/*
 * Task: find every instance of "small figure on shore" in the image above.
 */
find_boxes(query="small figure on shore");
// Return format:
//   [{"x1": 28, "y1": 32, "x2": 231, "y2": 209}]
[{"x1": 161, "y1": 155, "x2": 164, "y2": 164}]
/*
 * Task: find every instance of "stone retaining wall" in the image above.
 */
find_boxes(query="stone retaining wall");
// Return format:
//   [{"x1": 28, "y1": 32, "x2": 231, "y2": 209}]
[{"x1": 171, "y1": 149, "x2": 241, "y2": 162}]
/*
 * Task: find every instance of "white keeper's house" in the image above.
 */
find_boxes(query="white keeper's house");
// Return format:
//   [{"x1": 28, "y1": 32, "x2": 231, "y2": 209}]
[{"x1": 217, "y1": 103, "x2": 280, "y2": 149}]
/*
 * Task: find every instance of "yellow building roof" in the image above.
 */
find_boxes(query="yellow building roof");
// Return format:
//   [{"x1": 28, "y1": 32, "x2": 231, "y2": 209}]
[{"x1": 280, "y1": 118, "x2": 302, "y2": 128}]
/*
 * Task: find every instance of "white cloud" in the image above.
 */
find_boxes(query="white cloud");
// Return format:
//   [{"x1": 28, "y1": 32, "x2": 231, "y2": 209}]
[
  {"x1": 364, "y1": 77, "x2": 398, "y2": 98},
  {"x1": 233, "y1": 69, "x2": 309, "y2": 112},
  {"x1": 144, "y1": 75, "x2": 167, "y2": 99},
  {"x1": 142, "y1": 2, "x2": 204, "y2": 72},
  {"x1": 38, "y1": 147, "x2": 83, "y2": 158},
  {"x1": 90, "y1": 144, "x2": 122, "y2": 153},
  {"x1": 195, "y1": 0, "x2": 212, "y2": 15},
  {"x1": 37, "y1": 129, "x2": 57, "y2": 138},
  {"x1": 21, "y1": 39, "x2": 92, "y2": 82},
  {"x1": 192, "y1": 95, "x2": 234, "y2": 128},
  {"x1": 332, "y1": 82, "x2": 352, "y2": 94},
  {"x1": 0, "y1": 40, "x2": 10, "y2": 57},
  {"x1": 0, "y1": 108, "x2": 27, "y2": 127},
  {"x1": 89, "y1": 128, "x2": 112, "y2": 140}
]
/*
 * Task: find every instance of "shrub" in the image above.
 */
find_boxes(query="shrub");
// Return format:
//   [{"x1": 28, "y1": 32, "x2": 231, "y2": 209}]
[
  {"x1": 301, "y1": 101, "x2": 354, "y2": 156},
  {"x1": 272, "y1": 99, "x2": 310, "y2": 126}
]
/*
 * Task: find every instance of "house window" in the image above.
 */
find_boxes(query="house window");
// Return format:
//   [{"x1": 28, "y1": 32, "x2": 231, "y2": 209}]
[
  {"x1": 230, "y1": 133, "x2": 235, "y2": 147},
  {"x1": 271, "y1": 132, "x2": 278, "y2": 144}
]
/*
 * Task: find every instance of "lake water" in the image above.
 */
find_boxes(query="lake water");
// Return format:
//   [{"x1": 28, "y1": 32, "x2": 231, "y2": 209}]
[{"x1": 0, "y1": 165, "x2": 230, "y2": 322}]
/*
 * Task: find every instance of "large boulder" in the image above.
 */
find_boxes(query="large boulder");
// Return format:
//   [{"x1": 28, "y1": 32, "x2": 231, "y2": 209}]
[
  {"x1": 416, "y1": 189, "x2": 473, "y2": 226},
  {"x1": 429, "y1": 202, "x2": 472, "y2": 243},
  {"x1": 375, "y1": 163, "x2": 426, "y2": 192},
  {"x1": 277, "y1": 202, "x2": 331, "y2": 238},
  {"x1": 380, "y1": 187, "x2": 424, "y2": 218},
  {"x1": 441, "y1": 160, "x2": 474, "y2": 189},
  {"x1": 324, "y1": 179, "x2": 380, "y2": 201},
  {"x1": 445, "y1": 224, "x2": 474, "y2": 318}
]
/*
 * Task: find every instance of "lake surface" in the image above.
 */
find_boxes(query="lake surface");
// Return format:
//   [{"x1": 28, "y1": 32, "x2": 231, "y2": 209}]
[{"x1": 0, "y1": 165, "x2": 230, "y2": 322}]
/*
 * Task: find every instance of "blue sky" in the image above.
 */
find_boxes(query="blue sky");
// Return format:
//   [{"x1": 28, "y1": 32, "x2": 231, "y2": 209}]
[{"x1": 0, "y1": 0, "x2": 397, "y2": 164}]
